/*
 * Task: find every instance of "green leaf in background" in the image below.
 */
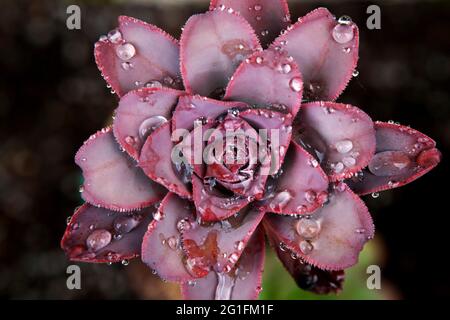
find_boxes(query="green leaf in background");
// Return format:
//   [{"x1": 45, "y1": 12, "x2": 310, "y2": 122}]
[{"x1": 260, "y1": 240, "x2": 387, "y2": 300}]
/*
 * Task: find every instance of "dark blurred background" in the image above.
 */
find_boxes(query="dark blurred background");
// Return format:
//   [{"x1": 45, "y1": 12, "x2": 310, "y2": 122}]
[{"x1": 0, "y1": 0, "x2": 449, "y2": 299}]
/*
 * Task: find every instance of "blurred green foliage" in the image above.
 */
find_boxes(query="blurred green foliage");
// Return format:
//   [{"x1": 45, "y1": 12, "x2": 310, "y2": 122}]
[{"x1": 260, "y1": 242, "x2": 385, "y2": 300}]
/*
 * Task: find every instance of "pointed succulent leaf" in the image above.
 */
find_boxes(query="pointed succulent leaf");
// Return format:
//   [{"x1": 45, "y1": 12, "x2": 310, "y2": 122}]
[
  {"x1": 180, "y1": 10, "x2": 261, "y2": 97},
  {"x1": 210, "y1": 0, "x2": 290, "y2": 47},
  {"x1": 141, "y1": 193, "x2": 196, "y2": 282},
  {"x1": 271, "y1": 8, "x2": 359, "y2": 101},
  {"x1": 294, "y1": 101, "x2": 376, "y2": 181},
  {"x1": 347, "y1": 122, "x2": 441, "y2": 195},
  {"x1": 113, "y1": 87, "x2": 183, "y2": 160},
  {"x1": 260, "y1": 142, "x2": 329, "y2": 215},
  {"x1": 224, "y1": 49, "x2": 303, "y2": 117},
  {"x1": 139, "y1": 121, "x2": 192, "y2": 199},
  {"x1": 61, "y1": 203, "x2": 154, "y2": 263},
  {"x1": 264, "y1": 185, "x2": 374, "y2": 270},
  {"x1": 95, "y1": 16, "x2": 181, "y2": 97},
  {"x1": 75, "y1": 128, "x2": 166, "y2": 211}
]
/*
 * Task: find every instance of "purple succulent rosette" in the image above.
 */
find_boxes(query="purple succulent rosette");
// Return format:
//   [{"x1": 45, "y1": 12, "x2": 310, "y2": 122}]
[{"x1": 61, "y1": 0, "x2": 441, "y2": 300}]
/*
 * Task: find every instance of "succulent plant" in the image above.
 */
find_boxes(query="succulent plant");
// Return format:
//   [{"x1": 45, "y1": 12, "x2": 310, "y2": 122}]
[{"x1": 61, "y1": 0, "x2": 441, "y2": 300}]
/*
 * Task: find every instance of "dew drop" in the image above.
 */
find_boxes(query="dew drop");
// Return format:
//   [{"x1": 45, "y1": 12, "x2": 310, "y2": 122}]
[
  {"x1": 335, "y1": 140, "x2": 353, "y2": 154},
  {"x1": 368, "y1": 151, "x2": 411, "y2": 176},
  {"x1": 153, "y1": 210, "x2": 164, "y2": 221},
  {"x1": 116, "y1": 43, "x2": 136, "y2": 60},
  {"x1": 280, "y1": 63, "x2": 292, "y2": 74},
  {"x1": 343, "y1": 156, "x2": 356, "y2": 167},
  {"x1": 296, "y1": 219, "x2": 320, "y2": 240},
  {"x1": 121, "y1": 62, "x2": 133, "y2": 70},
  {"x1": 121, "y1": 259, "x2": 129, "y2": 266},
  {"x1": 86, "y1": 229, "x2": 112, "y2": 252},
  {"x1": 114, "y1": 215, "x2": 141, "y2": 234},
  {"x1": 308, "y1": 158, "x2": 319, "y2": 168},
  {"x1": 235, "y1": 241, "x2": 245, "y2": 251},
  {"x1": 332, "y1": 17, "x2": 354, "y2": 44},
  {"x1": 299, "y1": 240, "x2": 313, "y2": 254},
  {"x1": 124, "y1": 135, "x2": 136, "y2": 146},
  {"x1": 269, "y1": 190, "x2": 293, "y2": 211},
  {"x1": 371, "y1": 192, "x2": 380, "y2": 199},
  {"x1": 145, "y1": 80, "x2": 163, "y2": 89},
  {"x1": 167, "y1": 236, "x2": 178, "y2": 250},
  {"x1": 304, "y1": 190, "x2": 317, "y2": 203},
  {"x1": 289, "y1": 77, "x2": 303, "y2": 92},
  {"x1": 352, "y1": 70, "x2": 359, "y2": 77},
  {"x1": 138, "y1": 116, "x2": 168, "y2": 141},
  {"x1": 332, "y1": 162, "x2": 344, "y2": 173},
  {"x1": 254, "y1": 4, "x2": 262, "y2": 11},
  {"x1": 107, "y1": 29, "x2": 122, "y2": 44},
  {"x1": 255, "y1": 56, "x2": 264, "y2": 64}
]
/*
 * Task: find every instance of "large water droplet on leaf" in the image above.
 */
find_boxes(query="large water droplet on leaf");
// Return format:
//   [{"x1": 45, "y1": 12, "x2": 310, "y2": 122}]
[{"x1": 86, "y1": 229, "x2": 112, "y2": 252}]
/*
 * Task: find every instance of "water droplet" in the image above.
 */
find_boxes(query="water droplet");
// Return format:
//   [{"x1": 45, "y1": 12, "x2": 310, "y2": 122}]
[
  {"x1": 78, "y1": 185, "x2": 84, "y2": 193},
  {"x1": 235, "y1": 241, "x2": 245, "y2": 251},
  {"x1": 167, "y1": 236, "x2": 178, "y2": 250},
  {"x1": 228, "y1": 253, "x2": 239, "y2": 265},
  {"x1": 279, "y1": 242, "x2": 288, "y2": 252},
  {"x1": 86, "y1": 229, "x2": 112, "y2": 252},
  {"x1": 114, "y1": 215, "x2": 141, "y2": 234},
  {"x1": 255, "y1": 56, "x2": 264, "y2": 64},
  {"x1": 304, "y1": 190, "x2": 317, "y2": 203},
  {"x1": 368, "y1": 151, "x2": 411, "y2": 176},
  {"x1": 254, "y1": 4, "x2": 262, "y2": 11},
  {"x1": 335, "y1": 140, "x2": 353, "y2": 154},
  {"x1": 332, "y1": 162, "x2": 344, "y2": 173},
  {"x1": 296, "y1": 219, "x2": 320, "y2": 239},
  {"x1": 121, "y1": 259, "x2": 129, "y2": 266},
  {"x1": 107, "y1": 29, "x2": 122, "y2": 44},
  {"x1": 352, "y1": 70, "x2": 359, "y2": 77},
  {"x1": 187, "y1": 280, "x2": 196, "y2": 287},
  {"x1": 269, "y1": 190, "x2": 293, "y2": 211},
  {"x1": 332, "y1": 17, "x2": 354, "y2": 44},
  {"x1": 343, "y1": 156, "x2": 356, "y2": 167},
  {"x1": 66, "y1": 216, "x2": 72, "y2": 225},
  {"x1": 371, "y1": 192, "x2": 380, "y2": 198},
  {"x1": 261, "y1": 30, "x2": 269, "y2": 36},
  {"x1": 124, "y1": 135, "x2": 136, "y2": 146},
  {"x1": 255, "y1": 15, "x2": 262, "y2": 21},
  {"x1": 355, "y1": 228, "x2": 366, "y2": 234},
  {"x1": 338, "y1": 15, "x2": 353, "y2": 25},
  {"x1": 308, "y1": 158, "x2": 319, "y2": 168},
  {"x1": 138, "y1": 116, "x2": 167, "y2": 141},
  {"x1": 289, "y1": 77, "x2": 303, "y2": 92},
  {"x1": 280, "y1": 63, "x2": 292, "y2": 74},
  {"x1": 121, "y1": 62, "x2": 133, "y2": 70},
  {"x1": 144, "y1": 80, "x2": 163, "y2": 89},
  {"x1": 342, "y1": 47, "x2": 351, "y2": 54},
  {"x1": 215, "y1": 272, "x2": 236, "y2": 300},
  {"x1": 299, "y1": 240, "x2": 313, "y2": 254},
  {"x1": 176, "y1": 218, "x2": 191, "y2": 233},
  {"x1": 70, "y1": 222, "x2": 80, "y2": 231},
  {"x1": 116, "y1": 43, "x2": 136, "y2": 60},
  {"x1": 153, "y1": 210, "x2": 164, "y2": 221}
]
